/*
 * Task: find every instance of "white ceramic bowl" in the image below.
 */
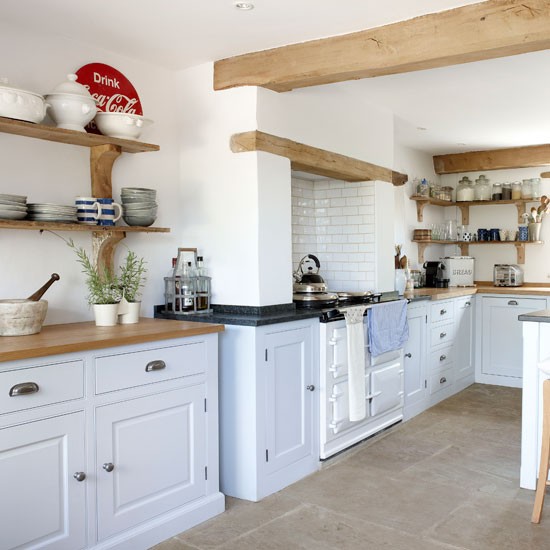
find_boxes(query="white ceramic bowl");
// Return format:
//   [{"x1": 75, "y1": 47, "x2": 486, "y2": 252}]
[
  {"x1": 0, "y1": 299, "x2": 48, "y2": 336},
  {"x1": 46, "y1": 93, "x2": 97, "y2": 132},
  {"x1": 95, "y1": 112, "x2": 153, "y2": 140},
  {"x1": 122, "y1": 202, "x2": 157, "y2": 210},
  {"x1": 0, "y1": 81, "x2": 47, "y2": 123}
]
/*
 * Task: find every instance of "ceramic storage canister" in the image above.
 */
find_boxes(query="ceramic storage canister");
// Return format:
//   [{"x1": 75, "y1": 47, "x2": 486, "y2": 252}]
[
  {"x1": 456, "y1": 176, "x2": 475, "y2": 201},
  {"x1": 474, "y1": 175, "x2": 491, "y2": 201}
]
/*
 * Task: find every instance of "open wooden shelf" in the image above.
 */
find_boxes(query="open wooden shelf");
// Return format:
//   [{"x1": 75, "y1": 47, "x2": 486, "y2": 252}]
[
  {"x1": 410, "y1": 195, "x2": 538, "y2": 224},
  {"x1": 0, "y1": 116, "x2": 159, "y2": 153},
  {"x1": 0, "y1": 220, "x2": 169, "y2": 233},
  {"x1": 412, "y1": 239, "x2": 543, "y2": 265},
  {"x1": 0, "y1": 116, "x2": 166, "y2": 271}
]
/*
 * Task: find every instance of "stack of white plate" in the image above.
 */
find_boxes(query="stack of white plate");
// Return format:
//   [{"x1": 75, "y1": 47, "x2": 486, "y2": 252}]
[
  {"x1": 0, "y1": 194, "x2": 27, "y2": 220},
  {"x1": 120, "y1": 187, "x2": 157, "y2": 227},
  {"x1": 27, "y1": 203, "x2": 78, "y2": 223}
]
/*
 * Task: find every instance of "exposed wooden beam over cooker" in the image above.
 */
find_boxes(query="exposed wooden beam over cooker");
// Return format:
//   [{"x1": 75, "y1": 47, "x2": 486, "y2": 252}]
[
  {"x1": 214, "y1": 0, "x2": 550, "y2": 92},
  {"x1": 433, "y1": 144, "x2": 550, "y2": 174},
  {"x1": 230, "y1": 130, "x2": 408, "y2": 185}
]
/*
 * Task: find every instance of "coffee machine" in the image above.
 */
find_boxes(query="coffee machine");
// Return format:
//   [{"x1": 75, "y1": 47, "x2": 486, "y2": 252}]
[{"x1": 423, "y1": 261, "x2": 448, "y2": 288}]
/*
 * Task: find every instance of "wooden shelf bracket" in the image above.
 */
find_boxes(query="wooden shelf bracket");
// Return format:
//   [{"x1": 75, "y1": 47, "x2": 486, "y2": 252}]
[{"x1": 92, "y1": 231, "x2": 126, "y2": 275}]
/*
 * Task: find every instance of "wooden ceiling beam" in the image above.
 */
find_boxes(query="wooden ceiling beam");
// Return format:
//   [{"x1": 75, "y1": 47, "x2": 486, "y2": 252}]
[
  {"x1": 433, "y1": 144, "x2": 550, "y2": 174},
  {"x1": 230, "y1": 130, "x2": 408, "y2": 185},
  {"x1": 214, "y1": 0, "x2": 550, "y2": 92}
]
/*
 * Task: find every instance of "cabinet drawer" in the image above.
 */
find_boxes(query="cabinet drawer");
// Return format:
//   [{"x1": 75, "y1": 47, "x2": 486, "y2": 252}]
[
  {"x1": 430, "y1": 301, "x2": 454, "y2": 324},
  {"x1": 430, "y1": 322, "x2": 454, "y2": 348},
  {"x1": 0, "y1": 360, "x2": 84, "y2": 414},
  {"x1": 95, "y1": 341, "x2": 207, "y2": 394},
  {"x1": 429, "y1": 346, "x2": 453, "y2": 371},
  {"x1": 430, "y1": 367, "x2": 453, "y2": 395}
]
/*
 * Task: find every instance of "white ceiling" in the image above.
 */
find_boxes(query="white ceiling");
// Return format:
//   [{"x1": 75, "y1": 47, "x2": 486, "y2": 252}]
[{"x1": 3, "y1": 0, "x2": 548, "y2": 155}]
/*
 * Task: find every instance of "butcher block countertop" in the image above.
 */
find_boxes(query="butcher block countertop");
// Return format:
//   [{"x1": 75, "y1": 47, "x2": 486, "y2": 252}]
[
  {"x1": 405, "y1": 284, "x2": 550, "y2": 301},
  {"x1": 0, "y1": 317, "x2": 224, "y2": 363}
]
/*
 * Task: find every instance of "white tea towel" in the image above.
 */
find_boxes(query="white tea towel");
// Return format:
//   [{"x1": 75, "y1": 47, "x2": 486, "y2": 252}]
[
  {"x1": 367, "y1": 299, "x2": 409, "y2": 357},
  {"x1": 343, "y1": 305, "x2": 368, "y2": 421}
]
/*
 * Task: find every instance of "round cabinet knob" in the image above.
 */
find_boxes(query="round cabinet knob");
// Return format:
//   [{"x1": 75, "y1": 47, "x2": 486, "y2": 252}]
[
  {"x1": 102, "y1": 462, "x2": 115, "y2": 473},
  {"x1": 306, "y1": 385, "x2": 315, "y2": 392},
  {"x1": 440, "y1": 309, "x2": 447, "y2": 315},
  {"x1": 73, "y1": 472, "x2": 86, "y2": 482},
  {"x1": 440, "y1": 332, "x2": 447, "y2": 338},
  {"x1": 405, "y1": 353, "x2": 412, "y2": 358}
]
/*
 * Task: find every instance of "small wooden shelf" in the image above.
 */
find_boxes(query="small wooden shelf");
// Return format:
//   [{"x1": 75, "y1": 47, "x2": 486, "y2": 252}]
[
  {"x1": 0, "y1": 116, "x2": 159, "y2": 153},
  {"x1": 0, "y1": 220, "x2": 169, "y2": 233},
  {"x1": 410, "y1": 195, "x2": 538, "y2": 224},
  {"x1": 412, "y1": 239, "x2": 543, "y2": 265}
]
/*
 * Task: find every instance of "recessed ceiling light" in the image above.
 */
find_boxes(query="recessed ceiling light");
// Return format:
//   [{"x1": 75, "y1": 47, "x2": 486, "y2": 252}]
[
  {"x1": 416, "y1": 127, "x2": 427, "y2": 131},
  {"x1": 234, "y1": 2, "x2": 254, "y2": 10}
]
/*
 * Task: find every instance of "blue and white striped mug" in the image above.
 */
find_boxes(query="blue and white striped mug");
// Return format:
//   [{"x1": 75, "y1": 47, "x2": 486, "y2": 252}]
[
  {"x1": 96, "y1": 198, "x2": 122, "y2": 226},
  {"x1": 75, "y1": 196, "x2": 103, "y2": 225}
]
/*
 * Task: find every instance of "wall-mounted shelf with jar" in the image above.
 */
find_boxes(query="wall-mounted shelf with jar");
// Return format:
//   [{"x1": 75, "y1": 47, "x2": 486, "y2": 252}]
[
  {"x1": 410, "y1": 194, "x2": 543, "y2": 264},
  {"x1": 410, "y1": 195, "x2": 536, "y2": 225},
  {"x1": 0, "y1": 116, "x2": 169, "y2": 271}
]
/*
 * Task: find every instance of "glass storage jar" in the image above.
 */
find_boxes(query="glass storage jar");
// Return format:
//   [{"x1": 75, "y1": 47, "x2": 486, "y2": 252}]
[
  {"x1": 492, "y1": 183, "x2": 503, "y2": 200},
  {"x1": 502, "y1": 183, "x2": 512, "y2": 200},
  {"x1": 474, "y1": 174, "x2": 491, "y2": 201},
  {"x1": 531, "y1": 177, "x2": 541, "y2": 199},
  {"x1": 511, "y1": 181, "x2": 522, "y2": 200},
  {"x1": 456, "y1": 176, "x2": 475, "y2": 201},
  {"x1": 521, "y1": 179, "x2": 533, "y2": 199}
]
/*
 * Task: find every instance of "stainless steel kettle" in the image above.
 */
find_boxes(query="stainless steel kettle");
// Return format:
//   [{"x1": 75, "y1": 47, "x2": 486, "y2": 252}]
[{"x1": 293, "y1": 254, "x2": 328, "y2": 293}]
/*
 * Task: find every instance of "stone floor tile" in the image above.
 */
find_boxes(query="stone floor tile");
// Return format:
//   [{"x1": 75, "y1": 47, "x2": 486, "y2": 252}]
[
  {"x1": 175, "y1": 494, "x2": 301, "y2": 549},
  {"x1": 217, "y1": 504, "x2": 462, "y2": 550}
]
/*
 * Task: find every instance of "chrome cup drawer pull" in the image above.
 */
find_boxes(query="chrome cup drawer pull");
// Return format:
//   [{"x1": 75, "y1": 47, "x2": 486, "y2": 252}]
[
  {"x1": 145, "y1": 360, "x2": 166, "y2": 372},
  {"x1": 508, "y1": 300, "x2": 518, "y2": 306},
  {"x1": 440, "y1": 376, "x2": 447, "y2": 384},
  {"x1": 9, "y1": 382, "x2": 39, "y2": 397}
]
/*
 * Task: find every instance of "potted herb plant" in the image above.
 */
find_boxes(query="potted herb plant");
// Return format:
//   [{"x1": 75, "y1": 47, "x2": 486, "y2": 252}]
[
  {"x1": 68, "y1": 239, "x2": 122, "y2": 326},
  {"x1": 118, "y1": 249, "x2": 147, "y2": 324}
]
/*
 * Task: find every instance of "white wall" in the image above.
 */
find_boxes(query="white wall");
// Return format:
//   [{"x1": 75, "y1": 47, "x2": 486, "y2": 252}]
[{"x1": 0, "y1": 21, "x2": 181, "y2": 324}]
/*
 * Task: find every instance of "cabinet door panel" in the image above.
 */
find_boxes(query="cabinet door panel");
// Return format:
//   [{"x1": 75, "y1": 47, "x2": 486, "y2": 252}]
[
  {"x1": 481, "y1": 297, "x2": 546, "y2": 378},
  {"x1": 455, "y1": 297, "x2": 474, "y2": 380},
  {"x1": 264, "y1": 327, "x2": 313, "y2": 476},
  {"x1": 0, "y1": 412, "x2": 86, "y2": 550},
  {"x1": 96, "y1": 385, "x2": 206, "y2": 540},
  {"x1": 404, "y1": 309, "x2": 426, "y2": 409}
]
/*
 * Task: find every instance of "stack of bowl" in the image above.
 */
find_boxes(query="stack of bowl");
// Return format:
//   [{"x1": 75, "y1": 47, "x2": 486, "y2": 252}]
[{"x1": 120, "y1": 187, "x2": 157, "y2": 227}]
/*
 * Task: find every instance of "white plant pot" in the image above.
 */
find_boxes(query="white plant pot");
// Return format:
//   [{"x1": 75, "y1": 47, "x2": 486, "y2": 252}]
[
  {"x1": 118, "y1": 301, "x2": 141, "y2": 324},
  {"x1": 93, "y1": 303, "x2": 119, "y2": 326}
]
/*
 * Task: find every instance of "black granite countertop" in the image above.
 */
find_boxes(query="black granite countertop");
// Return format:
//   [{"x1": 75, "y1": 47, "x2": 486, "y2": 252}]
[
  {"x1": 154, "y1": 303, "x2": 321, "y2": 327},
  {"x1": 518, "y1": 309, "x2": 550, "y2": 323},
  {"x1": 154, "y1": 291, "x2": 401, "y2": 327}
]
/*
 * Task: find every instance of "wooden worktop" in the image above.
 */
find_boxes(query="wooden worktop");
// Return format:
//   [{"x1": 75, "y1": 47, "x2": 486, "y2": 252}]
[
  {"x1": 0, "y1": 317, "x2": 224, "y2": 363},
  {"x1": 405, "y1": 284, "x2": 550, "y2": 301}
]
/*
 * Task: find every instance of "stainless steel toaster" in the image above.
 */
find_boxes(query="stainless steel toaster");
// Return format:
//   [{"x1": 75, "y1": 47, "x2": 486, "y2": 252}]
[{"x1": 493, "y1": 264, "x2": 524, "y2": 287}]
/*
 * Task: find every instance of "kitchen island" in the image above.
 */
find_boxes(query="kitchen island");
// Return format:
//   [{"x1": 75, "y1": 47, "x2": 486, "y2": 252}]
[
  {"x1": 0, "y1": 318, "x2": 225, "y2": 550},
  {"x1": 519, "y1": 309, "x2": 550, "y2": 490}
]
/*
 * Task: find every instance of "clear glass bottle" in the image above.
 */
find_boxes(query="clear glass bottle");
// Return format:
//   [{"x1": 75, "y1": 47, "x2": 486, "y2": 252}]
[
  {"x1": 181, "y1": 261, "x2": 195, "y2": 312},
  {"x1": 474, "y1": 175, "x2": 491, "y2": 201},
  {"x1": 195, "y1": 256, "x2": 209, "y2": 311},
  {"x1": 511, "y1": 181, "x2": 522, "y2": 200},
  {"x1": 502, "y1": 183, "x2": 512, "y2": 200},
  {"x1": 491, "y1": 183, "x2": 502, "y2": 201},
  {"x1": 165, "y1": 257, "x2": 177, "y2": 311},
  {"x1": 456, "y1": 176, "x2": 475, "y2": 201},
  {"x1": 521, "y1": 179, "x2": 533, "y2": 199}
]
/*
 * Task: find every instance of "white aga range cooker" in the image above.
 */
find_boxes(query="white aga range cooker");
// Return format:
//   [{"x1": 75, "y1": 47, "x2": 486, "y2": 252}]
[{"x1": 318, "y1": 300, "x2": 406, "y2": 459}]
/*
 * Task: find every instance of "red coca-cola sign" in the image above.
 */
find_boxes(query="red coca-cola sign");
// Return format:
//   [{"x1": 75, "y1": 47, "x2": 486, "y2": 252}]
[{"x1": 76, "y1": 63, "x2": 143, "y2": 133}]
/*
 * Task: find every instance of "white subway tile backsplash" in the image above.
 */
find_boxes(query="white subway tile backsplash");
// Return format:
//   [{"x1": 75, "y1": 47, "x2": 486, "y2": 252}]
[{"x1": 291, "y1": 178, "x2": 378, "y2": 292}]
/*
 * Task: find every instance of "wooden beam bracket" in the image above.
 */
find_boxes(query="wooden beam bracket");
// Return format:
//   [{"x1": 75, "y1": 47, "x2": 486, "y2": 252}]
[{"x1": 230, "y1": 130, "x2": 407, "y2": 185}]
